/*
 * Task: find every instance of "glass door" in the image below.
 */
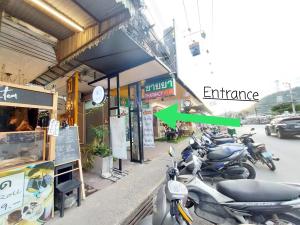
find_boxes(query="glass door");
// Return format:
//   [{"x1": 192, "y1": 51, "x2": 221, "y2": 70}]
[{"x1": 128, "y1": 83, "x2": 144, "y2": 163}]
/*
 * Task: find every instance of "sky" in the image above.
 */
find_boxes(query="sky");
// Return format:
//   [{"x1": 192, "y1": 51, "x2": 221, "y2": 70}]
[{"x1": 144, "y1": 0, "x2": 300, "y2": 114}]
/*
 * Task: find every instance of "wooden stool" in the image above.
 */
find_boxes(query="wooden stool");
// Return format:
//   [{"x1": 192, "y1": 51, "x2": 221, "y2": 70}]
[{"x1": 56, "y1": 179, "x2": 81, "y2": 217}]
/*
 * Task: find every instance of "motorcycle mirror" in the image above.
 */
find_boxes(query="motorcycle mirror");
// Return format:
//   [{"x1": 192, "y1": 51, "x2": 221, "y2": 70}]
[
  {"x1": 169, "y1": 146, "x2": 175, "y2": 157},
  {"x1": 189, "y1": 138, "x2": 195, "y2": 145}
]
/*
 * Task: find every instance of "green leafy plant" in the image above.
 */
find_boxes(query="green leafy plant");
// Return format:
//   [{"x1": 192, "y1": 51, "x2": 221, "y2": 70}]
[
  {"x1": 81, "y1": 145, "x2": 96, "y2": 171},
  {"x1": 271, "y1": 102, "x2": 300, "y2": 114},
  {"x1": 91, "y1": 125, "x2": 112, "y2": 158}
]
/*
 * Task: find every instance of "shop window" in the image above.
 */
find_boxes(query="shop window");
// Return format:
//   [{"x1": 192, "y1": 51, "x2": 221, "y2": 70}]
[
  {"x1": 85, "y1": 100, "x2": 108, "y2": 145},
  {"x1": 0, "y1": 106, "x2": 47, "y2": 170}
]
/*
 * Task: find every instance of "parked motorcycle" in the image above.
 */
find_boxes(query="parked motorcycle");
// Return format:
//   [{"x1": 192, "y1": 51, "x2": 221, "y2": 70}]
[
  {"x1": 240, "y1": 128, "x2": 279, "y2": 171},
  {"x1": 179, "y1": 138, "x2": 256, "y2": 180},
  {"x1": 170, "y1": 149, "x2": 300, "y2": 225},
  {"x1": 137, "y1": 148, "x2": 193, "y2": 225}
]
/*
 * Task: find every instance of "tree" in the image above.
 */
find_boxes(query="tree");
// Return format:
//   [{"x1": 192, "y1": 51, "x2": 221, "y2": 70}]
[{"x1": 271, "y1": 102, "x2": 300, "y2": 114}]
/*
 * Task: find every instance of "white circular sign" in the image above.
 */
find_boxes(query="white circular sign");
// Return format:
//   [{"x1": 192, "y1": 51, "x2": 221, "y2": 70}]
[{"x1": 92, "y1": 86, "x2": 105, "y2": 104}]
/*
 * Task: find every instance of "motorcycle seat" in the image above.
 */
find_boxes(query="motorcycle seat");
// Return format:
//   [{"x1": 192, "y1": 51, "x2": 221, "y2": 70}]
[
  {"x1": 214, "y1": 138, "x2": 235, "y2": 144},
  {"x1": 208, "y1": 145, "x2": 244, "y2": 152},
  {"x1": 207, "y1": 148, "x2": 234, "y2": 160},
  {"x1": 252, "y1": 143, "x2": 264, "y2": 148},
  {"x1": 216, "y1": 180, "x2": 300, "y2": 202},
  {"x1": 212, "y1": 134, "x2": 230, "y2": 139}
]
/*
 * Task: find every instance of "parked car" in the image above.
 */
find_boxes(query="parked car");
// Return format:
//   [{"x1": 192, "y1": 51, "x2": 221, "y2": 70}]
[{"x1": 265, "y1": 116, "x2": 300, "y2": 138}]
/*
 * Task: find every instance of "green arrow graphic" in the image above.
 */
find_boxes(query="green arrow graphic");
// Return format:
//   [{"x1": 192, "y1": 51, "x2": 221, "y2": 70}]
[{"x1": 154, "y1": 104, "x2": 240, "y2": 129}]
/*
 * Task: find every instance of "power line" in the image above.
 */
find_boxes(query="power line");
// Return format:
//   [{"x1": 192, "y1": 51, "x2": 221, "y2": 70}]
[
  {"x1": 182, "y1": 0, "x2": 191, "y2": 36},
  {"x1": 196, "y1": 0, "x2": 202, "y2": 33},
  {"x1": 144, "y1": 6, "x2": 164, "y2": 33}
]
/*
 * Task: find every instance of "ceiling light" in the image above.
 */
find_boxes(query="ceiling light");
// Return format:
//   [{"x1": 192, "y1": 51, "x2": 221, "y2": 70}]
[{"x1": 25, "y1": 0, "x2": 84, "y2": 32}]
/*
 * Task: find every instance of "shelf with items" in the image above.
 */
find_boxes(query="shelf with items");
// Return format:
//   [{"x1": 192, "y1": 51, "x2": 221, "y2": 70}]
[{"x1": 0, "y1": 130, "x2": 46, "y2": 170}]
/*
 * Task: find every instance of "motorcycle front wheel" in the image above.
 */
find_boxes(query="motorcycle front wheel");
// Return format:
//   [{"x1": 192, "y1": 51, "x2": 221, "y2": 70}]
[
  {"x1": 264, "y1": 158, "x2": 276, "y2": 171},
  {"x1": 242, "y1": 163, "x2": 256, "y2": 179}
]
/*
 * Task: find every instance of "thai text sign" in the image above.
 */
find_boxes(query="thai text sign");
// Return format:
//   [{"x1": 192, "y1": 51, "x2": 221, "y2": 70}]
[
  {"x1": 66, "y1": 72, "x2": 79, "y2": 126},
  {"x1": 144, "y1": 77, "x2": 176, "y2": 99},
  {"x1": 0, "y1": 172, "x2": 24, "y2": 216},
  {"x1": 142, "y1": 108, "x2": 155, "y2": 148}
]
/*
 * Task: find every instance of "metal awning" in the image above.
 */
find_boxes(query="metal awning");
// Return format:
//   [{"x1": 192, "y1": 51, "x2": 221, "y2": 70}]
[
  {"x1": 89, "y1": 59, "x2": 170, "y2": 89},
  {"x1": 76, "y1": 30, "x2": 155, "y2": 76}
]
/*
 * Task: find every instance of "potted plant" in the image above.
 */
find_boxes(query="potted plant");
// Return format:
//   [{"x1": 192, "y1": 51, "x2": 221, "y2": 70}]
[{"x1": 90, "y1": 125, "x2": 113, "y2": 178}]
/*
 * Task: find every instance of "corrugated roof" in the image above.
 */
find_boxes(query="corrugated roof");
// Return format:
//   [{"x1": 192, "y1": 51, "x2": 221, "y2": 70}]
[{"x1": 1, "y1": 0, "x2": 74, "y2": 40}]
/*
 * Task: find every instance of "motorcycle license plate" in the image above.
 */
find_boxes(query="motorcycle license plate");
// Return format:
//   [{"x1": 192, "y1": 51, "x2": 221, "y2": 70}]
[{"x1": 262, "y1": 151, "x2": 272, "y2": 159}]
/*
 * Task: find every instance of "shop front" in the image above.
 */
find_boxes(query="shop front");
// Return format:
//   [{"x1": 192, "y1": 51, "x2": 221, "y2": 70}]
[
  {"x1": 142, "y1": 74, "x2": 207, "y2": 140},
  {"x1": 0, "y1": 81, "x2": 58, "y2": 225},
  {"x1": 0, "y1": 0, "x2": 182, "y2": 221}
]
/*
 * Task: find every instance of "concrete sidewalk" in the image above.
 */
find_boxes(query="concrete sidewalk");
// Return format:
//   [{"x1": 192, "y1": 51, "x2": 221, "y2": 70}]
[{"x1": 49, "y1": 140, "x2": 188, "y2": 225}]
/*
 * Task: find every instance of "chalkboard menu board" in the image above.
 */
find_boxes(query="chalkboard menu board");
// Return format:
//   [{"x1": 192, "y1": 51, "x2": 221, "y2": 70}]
[{"x1": 55, "y1": 127, "x2": 80, "y2": 165}]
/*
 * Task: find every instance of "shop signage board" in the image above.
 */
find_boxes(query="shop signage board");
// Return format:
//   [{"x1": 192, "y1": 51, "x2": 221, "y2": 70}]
[
  {"x1": 0, "y1": 84, "x2": 53, "y2": 107},
  {"x1": 144, "y1": 77, "x2": 176, "y2": 99},
  {"x1": 0, "y1": 162, "x2": 54, "y2": 224},
  {"x1": 142, "y1": 108, "x2": 155, "y2": 148},
  {"x1": 0, "y1": 172, "x2": 25, "y2": 216},
  {"x1": 110, "y1": 116, "x2": 127, "y2": 159},
  {"x1": 92, "y1": 86, "x2": 105, "y2": 104},
  {"x1": 66, "y1": 72, "x2": 79, "y2": 126}
]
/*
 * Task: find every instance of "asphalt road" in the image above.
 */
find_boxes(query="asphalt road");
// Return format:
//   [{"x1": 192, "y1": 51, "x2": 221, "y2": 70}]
[{"x1": 237, "y1": 124, "x2": 300, "y2": 183}]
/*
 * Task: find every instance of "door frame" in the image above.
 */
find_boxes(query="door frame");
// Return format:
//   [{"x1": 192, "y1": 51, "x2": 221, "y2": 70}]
[{"x1": 128, "y1": 82, "x2": 144, "y2": 163}]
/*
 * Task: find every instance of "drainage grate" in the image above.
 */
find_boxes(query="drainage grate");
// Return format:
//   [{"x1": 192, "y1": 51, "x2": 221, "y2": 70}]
[{"x1": 122, "y1": 195, "x2": 154, "y2": 225}]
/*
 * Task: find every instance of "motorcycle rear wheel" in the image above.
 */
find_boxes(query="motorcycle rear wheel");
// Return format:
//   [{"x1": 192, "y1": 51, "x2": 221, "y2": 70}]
[{"x1": 242, "y1": 163, "x2": 256, "y2": 179}]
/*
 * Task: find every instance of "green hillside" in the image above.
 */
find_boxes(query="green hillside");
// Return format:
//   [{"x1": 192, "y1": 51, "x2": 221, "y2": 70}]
[{"x1": 243, "y1": 87, "x2": 300, "y2": 115}]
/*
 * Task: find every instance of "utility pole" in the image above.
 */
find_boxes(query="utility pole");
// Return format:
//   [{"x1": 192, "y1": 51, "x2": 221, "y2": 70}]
[
  {"x1": 173, "y1": 18, "x2": 178, "y2": 75},
  {"x1": 283, "y1": 82, "x2": 296, "y2": 115}
]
